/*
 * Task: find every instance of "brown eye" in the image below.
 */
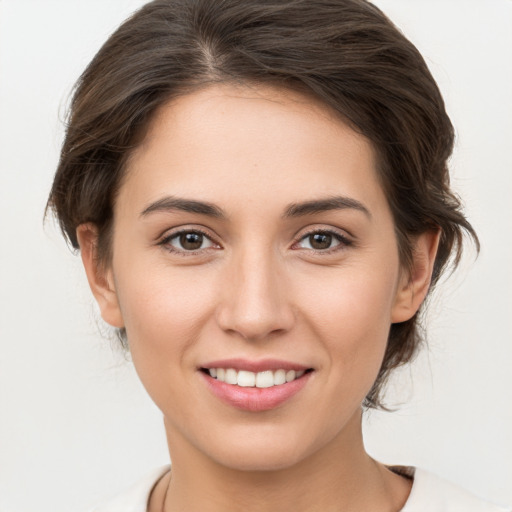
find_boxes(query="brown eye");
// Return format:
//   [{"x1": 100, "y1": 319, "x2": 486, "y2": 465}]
[
  {"x1": 180, "y1": 232, "x2": 203, "y2": 250},
  {"x1": 166, "y1": 230, "x2": 215, "y2": 252},
  {"x1": 309, "y1": 233, "x2": 332, "y2": 250},
  {"x1": 296, "y1": 231, "x2": 346, "y2": 251}
]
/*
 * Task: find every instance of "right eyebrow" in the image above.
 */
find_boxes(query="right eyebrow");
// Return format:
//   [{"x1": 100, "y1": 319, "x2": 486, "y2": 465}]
[{"x1": 140, "y1": 196, "x2": 226, "y2": 219}]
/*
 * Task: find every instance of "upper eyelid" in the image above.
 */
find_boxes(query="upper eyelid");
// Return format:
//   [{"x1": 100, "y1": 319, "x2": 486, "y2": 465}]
[
  {"x1": 164, "y1": 229, "x2": 214, "y2": 243},
  {"x1": 293, "y1": 225, "x2": 353, "y2": 242},
  {"x1": 159, "y1": 225, "x2": 219, "y2": 243},
  {"x1": 299, "y1": 227, "x2": 347, "y2": 237},
  {"x1": 298, "y1": 229, "x2": 346, "y2": 241}
]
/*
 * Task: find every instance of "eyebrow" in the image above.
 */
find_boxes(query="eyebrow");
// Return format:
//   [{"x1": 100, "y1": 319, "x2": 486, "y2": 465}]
[
  {"x1": 140, "y1": 195, "x2": 371, "y2": 220},
  {"x1": 140, "y1": 197, "x2": 226, "y2": 218},
  {"x1": 283, "y1": 196, "x2": 371, "y2": 219}
]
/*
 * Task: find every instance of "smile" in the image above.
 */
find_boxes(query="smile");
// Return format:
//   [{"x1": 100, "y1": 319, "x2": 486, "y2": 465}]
[
  {"x1": 206, "y1": 368, "x2": 307, "y2": 388},
  {"x1": 200, "y1": 361, "x2": 314, "y2": 412}
]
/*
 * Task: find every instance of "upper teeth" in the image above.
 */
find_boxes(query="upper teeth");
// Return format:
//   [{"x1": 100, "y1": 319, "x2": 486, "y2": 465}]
[{"x1": 208, "y1": 368, "x2": 306, "y2": 388}]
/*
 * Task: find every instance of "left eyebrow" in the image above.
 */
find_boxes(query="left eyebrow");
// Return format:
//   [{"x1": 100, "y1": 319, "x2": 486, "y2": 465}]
[{"x1": 283, "y1": 196, "x2": 371, "y2": 219}]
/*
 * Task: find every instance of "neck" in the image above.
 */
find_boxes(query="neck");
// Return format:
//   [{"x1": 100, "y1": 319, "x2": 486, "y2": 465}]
[{"x1": 154, "y1": 410, "x2": 411, "y2": 512}]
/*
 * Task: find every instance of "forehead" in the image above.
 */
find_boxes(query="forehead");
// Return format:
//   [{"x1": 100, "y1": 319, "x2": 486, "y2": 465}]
[{"x1": 120, "y1": 84, "x2": 387, "y2": 219}]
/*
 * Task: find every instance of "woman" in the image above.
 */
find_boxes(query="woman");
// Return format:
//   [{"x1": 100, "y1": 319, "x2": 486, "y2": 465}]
[{"x1": 45, "y1": 0, "x2": 509, "y2": 510}]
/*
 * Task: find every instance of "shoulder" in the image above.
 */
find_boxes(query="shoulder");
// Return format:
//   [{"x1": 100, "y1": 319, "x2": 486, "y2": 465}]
[
  {"x1": 88, "y1": 465, "x2": 171, "y2": 512},
  {"x1": 402, "y1": 468, "x2": 510, "y2": 512}
]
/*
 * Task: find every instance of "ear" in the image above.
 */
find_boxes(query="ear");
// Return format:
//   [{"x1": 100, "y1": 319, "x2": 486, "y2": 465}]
[
  {"x1": 391, "y1": 229, "x2": 441, "y2": 323},
  {"x1": 76, "y1": 223, "x2": 124, "y2": 328}
]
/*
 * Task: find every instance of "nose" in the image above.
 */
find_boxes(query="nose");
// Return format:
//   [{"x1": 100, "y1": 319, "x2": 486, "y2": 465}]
[{"x1": 215, "y1": 248, "x2": 295, "y2": 341}]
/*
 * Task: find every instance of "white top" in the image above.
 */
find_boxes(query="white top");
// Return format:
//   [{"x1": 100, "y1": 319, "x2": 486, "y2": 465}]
[{"x1": 90, "y1": 465, "x2": 510, "y2": 512}]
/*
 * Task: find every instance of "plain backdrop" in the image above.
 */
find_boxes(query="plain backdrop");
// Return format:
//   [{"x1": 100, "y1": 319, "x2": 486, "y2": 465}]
[{"x1": 0, "y1": 1, "x2": 511, "y2": 511}]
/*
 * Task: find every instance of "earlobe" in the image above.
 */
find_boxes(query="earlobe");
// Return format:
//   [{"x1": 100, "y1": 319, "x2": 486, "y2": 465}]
[
  {"x1": 76, "y1": 223, "x2": 124, "y2": 328},
  {"x1": 391, "y1": 229, "x2": 441, "y2": 323}
]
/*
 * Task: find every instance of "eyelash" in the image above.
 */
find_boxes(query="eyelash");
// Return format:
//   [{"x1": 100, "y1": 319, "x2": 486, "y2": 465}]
[
  {"x1": 158, "y1": 228, "x2": 220, "y2": 256},
  {"x1": 292, "y1": 229, "x2": 353, "y2": 254},
  {"x1": 157, "y1": 227, "x2": 353, "y2": 256}
]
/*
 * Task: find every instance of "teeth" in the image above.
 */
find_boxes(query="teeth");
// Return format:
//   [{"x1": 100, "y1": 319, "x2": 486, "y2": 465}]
[
  {"x1": 225, "y1": 368, "x2": 238, "y2": 385},
  {"x1": 274, "y1": 369, "x2": 286, "y2": 385},
  {"x1": 237, "y1": 370, "x2": 256, "y2": 387},
  {"x1": 207, "y1": 367, "x2": 308, "y2": 387},
  {"x1": 256, "y1": 370, "x2": 273, "y2": 388}
]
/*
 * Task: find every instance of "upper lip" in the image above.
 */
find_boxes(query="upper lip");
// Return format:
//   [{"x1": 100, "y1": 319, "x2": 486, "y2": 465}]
[{"x1": 200, "y1": 358, "x2": 311, "y2": 373}]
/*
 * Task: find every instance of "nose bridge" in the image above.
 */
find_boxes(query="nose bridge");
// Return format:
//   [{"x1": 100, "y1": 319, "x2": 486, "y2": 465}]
[{"x1": 216, "y1": 243, "x2": 294, "y2": 340}]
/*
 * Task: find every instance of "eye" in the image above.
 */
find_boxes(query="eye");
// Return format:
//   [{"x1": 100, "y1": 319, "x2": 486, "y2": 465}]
[
  {"x1": 295, "y1": 230, "x2": 350, "y2": 251},
  {"x1": 163, "y1": 230, "x2": 217, "y2": 252}
]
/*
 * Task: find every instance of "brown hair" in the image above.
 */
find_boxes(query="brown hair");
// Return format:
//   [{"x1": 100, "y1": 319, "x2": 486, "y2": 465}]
[{"x1": 47, "y1": 0, "x2": 478, "y2": 409}]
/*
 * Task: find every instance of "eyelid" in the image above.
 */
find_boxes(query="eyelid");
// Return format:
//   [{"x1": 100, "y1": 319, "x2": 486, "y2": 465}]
[
  {"x1": 157, "y1": 225, "x2": 222, "y2": 255},
  {"x1": 291, "y1": 226, "x2": 354, "y2": 252}
]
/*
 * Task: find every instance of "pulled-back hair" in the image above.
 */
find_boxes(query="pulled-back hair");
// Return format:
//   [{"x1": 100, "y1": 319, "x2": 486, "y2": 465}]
[{"x1": 47, "y1": 0, "x2": 478, "y2": 409}]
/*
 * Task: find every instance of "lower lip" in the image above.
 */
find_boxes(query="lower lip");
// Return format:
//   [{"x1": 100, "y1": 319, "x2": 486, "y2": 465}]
[{"x1": 201, "y1": 371, "x2": 312, "y2": 412}]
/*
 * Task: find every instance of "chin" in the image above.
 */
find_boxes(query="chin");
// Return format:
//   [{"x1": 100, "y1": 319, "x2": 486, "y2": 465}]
[
  {"x1": 199, "y1": 425, "x2": 327, "y2": 473},
  {"x1": 213, "y1": 443, "x2": 307, "y2": 472}
]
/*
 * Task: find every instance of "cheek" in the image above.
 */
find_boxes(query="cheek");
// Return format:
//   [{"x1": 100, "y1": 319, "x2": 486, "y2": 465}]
[
  {"x1": 296, "y1": 262, "x2": 398, "y2": 380},
  {"x1": 111, "y1": 261, "x2": 226, "y2": 423},
  {"x1": 113, "y1": 260, "x2": 219, "y2": 364}
]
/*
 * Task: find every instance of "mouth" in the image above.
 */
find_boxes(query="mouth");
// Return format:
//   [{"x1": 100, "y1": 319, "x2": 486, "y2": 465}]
[
  {"x1": 200, "y1": 367, "x2": 312, "y2": 388},
  {"x1": 199, "y1": 360, "x2": 314, "y2": 412}
]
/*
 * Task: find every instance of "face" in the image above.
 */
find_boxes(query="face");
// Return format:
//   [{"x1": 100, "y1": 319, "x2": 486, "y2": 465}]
[{"x1": 83, "y1": 84, "x2": 423, "y2": 471}]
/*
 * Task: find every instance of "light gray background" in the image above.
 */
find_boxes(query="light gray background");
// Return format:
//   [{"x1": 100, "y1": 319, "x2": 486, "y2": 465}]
[{"x1": 0, "y1": 1, "x2": 511, "y2": 511}]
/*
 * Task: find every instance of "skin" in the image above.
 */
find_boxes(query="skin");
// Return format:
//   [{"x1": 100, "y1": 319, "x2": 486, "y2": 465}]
[{"x1": 78, "y1": 84, "x2": 439, "y2": 511}]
